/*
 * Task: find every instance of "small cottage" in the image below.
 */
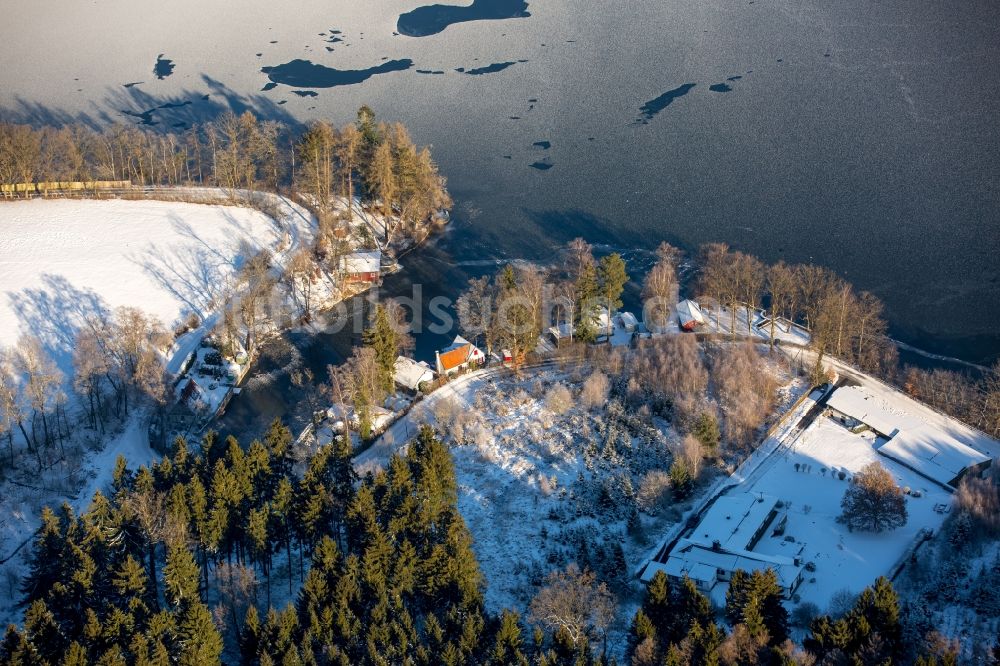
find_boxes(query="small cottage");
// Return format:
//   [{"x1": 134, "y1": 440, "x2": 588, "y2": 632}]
[
  {"x1": 340, "y1": 250, "x2": 382, "y2": 283},
  {"x1": 436, "y1": 335, "x2": 485, "y2": 375},
  {"x1": 394, "y1": 356, "x2": 435, "y2": 392}
]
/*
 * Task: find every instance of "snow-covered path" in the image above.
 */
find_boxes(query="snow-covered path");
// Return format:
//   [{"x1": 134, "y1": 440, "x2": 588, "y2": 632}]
[{"x1": 354, "y1": 368, "x2": 497, "y2": 475}]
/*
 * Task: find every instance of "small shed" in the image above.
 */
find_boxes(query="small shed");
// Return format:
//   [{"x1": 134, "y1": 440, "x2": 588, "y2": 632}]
[
  {"x1": 179, "y1": 378, "x2": 207, "y2": 412},
  {"x1": 548, "y1": 323, "x2": 574, "y2": 345},
  {"x1": 677, "y1": 299, "x2": 706, "y2": 331},
  {"x1": 618, "y1": 311, "x2": 639, "y2": 332}
]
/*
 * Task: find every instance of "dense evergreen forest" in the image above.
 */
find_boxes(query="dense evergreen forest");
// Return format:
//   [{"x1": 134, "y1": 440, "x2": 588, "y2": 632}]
[{"x1": 0, "y1": 418, "x2": 975, "y2": 665}]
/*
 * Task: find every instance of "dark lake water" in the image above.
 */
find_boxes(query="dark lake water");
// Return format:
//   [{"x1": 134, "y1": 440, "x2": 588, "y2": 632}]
[{"x1": 2, "y1": 0, "x2": 999, "y2": 440}]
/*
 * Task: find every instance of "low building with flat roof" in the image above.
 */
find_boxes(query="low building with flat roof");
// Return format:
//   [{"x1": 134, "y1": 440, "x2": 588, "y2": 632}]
[
  {"x1": 643, "y1": 492, "x2": 804, "y2": 598},
  {"x1": 827, "y1": 385, "x2": 993, "y2": 489}
]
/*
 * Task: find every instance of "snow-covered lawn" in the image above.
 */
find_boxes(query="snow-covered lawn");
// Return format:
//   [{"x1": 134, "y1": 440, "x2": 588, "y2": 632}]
[
  {"x1": 700, "y1": 303, "x2": 812, "y2": 347},
  {"x1": 735, "y1": 414, "x2": 952, "y2": 611},
  {"x1": 0, "y1": 196, "x2": 313, "y2": 377}
]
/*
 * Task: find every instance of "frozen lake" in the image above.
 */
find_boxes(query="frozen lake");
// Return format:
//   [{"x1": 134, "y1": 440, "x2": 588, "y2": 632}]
[{"x1": 1, "y1": 0, "x2": 998, "y2": 363}]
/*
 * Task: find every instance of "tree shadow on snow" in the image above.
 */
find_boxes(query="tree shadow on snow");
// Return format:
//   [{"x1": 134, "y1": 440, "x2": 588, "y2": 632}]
[{"x1": 5, "y1": 275, "x2": 111, "y2": 372}]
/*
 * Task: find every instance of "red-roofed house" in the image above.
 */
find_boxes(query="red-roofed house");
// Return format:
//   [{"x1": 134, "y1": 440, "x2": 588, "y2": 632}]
[{"x1": 435, "y1": 335, "x2": 485, "y2": 376}]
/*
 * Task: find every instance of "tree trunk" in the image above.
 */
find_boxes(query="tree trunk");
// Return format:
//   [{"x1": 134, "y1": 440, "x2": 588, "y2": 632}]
[
  {"x1": 286, "y1": 533, "x2": 293, "y2": 596},
  {"x1": 148, "y1": 542, "x2": 160, "y2": 611}
]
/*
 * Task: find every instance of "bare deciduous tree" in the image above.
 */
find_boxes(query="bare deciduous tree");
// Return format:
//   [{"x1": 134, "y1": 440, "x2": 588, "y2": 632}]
[
  {"x1": 14, "y1": 335, "x2": 64, "y2": 456},
  {"x1": 544, "y1": 384, "x2": 573, "y2": 415},
  {"x1": 643, "y1": 242, "x2": 681, "y2": 332},
  {"x1": 0, "y1": 349, "x2": 26, "y2": 464},
  {"x1": 286, "y1": 249, "x2": 317, "y2": 322},
  {"x1": 631, "y1": 335, "x2": 708, "y2": 425},
  {"x1": 580, "y1": 371, "x2": 610, "y2": 410},
  {"x1": 528, "y1": 563, "x2": 617, "y2": 651},
  {"x1": 765, "y1": 261, "x2": 796, "y2": 350},
  {"x1": 711, "y1": 342, "x2": 778, "y2": 449},
  {"x1": 636, "y1": 470, "x2": 672, "y2": 514},
  {"x1": 840, "y1": 462, "x2": 907, "y2": 532}
]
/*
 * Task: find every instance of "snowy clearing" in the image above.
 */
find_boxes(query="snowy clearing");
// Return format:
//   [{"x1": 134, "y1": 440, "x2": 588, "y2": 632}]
[
  {"x1": 0, "y1": 192, "x2": 317, "y2": 626},
  {"x1": 0, "y1": 196, "x2": 313, "y2": 379}
]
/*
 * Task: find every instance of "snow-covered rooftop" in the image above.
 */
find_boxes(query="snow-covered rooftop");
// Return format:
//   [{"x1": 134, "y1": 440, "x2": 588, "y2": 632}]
[
  {"x1": 829, "y1": 385, "x2": 994, "y2": 487},
  {"x1": 690, "y1": 493, "x2": 781, "y2": 552},
  {"x1": 394, "y1": 356, "x2": 434, "y2": 391},
  {"x1": 340, "y1": 250, "x2": 382, "y2": 274},
  {"x1": 827, "y1": 385, "x2": 920, "y2": 436},
  {"x1": 647, "y1": 491, "x2": 804, "y2": 592},
  {"x1": 548, "y1": 323, "x2": 573, "y2": 339},
  {"x1": 677, "y1": 299, "x2": 706, "y2": 327},
  {"x1": 618, "y1": 312, "x2": 638, "y2": 329},
  {"x1": 650, "y1": 539, "x2": 804, "y2": 592},
  {"x1": 878, "y1": 425, "x2": 991, "y2": 488}
]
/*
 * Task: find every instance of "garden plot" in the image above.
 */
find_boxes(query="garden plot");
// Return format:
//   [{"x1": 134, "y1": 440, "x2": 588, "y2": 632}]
[{"x1": 739, "y1": 414, "x2": 952, "y2": 611}]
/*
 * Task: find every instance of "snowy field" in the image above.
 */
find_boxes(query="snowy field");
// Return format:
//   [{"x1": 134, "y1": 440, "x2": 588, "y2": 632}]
[
  {"x1": 734, "y1": 414, "x2": 953, "y2": 611},
  {"x1": 445, "y1": 367, "x2": 680, "y2": 655},
  {"x1": 0, "y1": 196, "x2": 311, "y2": 377}
]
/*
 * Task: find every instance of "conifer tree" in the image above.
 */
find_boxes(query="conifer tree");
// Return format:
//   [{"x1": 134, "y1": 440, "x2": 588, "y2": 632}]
[
  {"x1": 175, "y1": 601, "x2": 223, "y2": 666},
  {"x1": 164, "y1": 546, "x2": 201, "y2": 607},
  {"x1": 725, "y1": 568, "x2": 788, "y2": 645},
  {"x1": 248, "y1": 504, "x2": 272, "y2": 605},
  {"x1": 272, "y1": 476, "x2": 295, "y2": 594},
  {"x1": 363, "y1": 304, "x2": 400, "y2": 396},
  {"x1": 23, "y1": 599, "x2": 64, "y2": 664},
  {"x1": 264, "y1": 418, "x2": 294, "y2": 481},
  {"x1": 642, "y1": 570, "x2": 675, "y2": 641},
  {"x1": 692, "y1": 412, "x2": 721, "y2": 452},
  {"x1": 575, "y1": 261, "x2": 599, "y2": 343},
  {"x1": 21, "y1": 505, "x2": 65, "y2": 604},
  {"x1": 597, "y1": 253, "x2": 629, "y2": 338}
]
